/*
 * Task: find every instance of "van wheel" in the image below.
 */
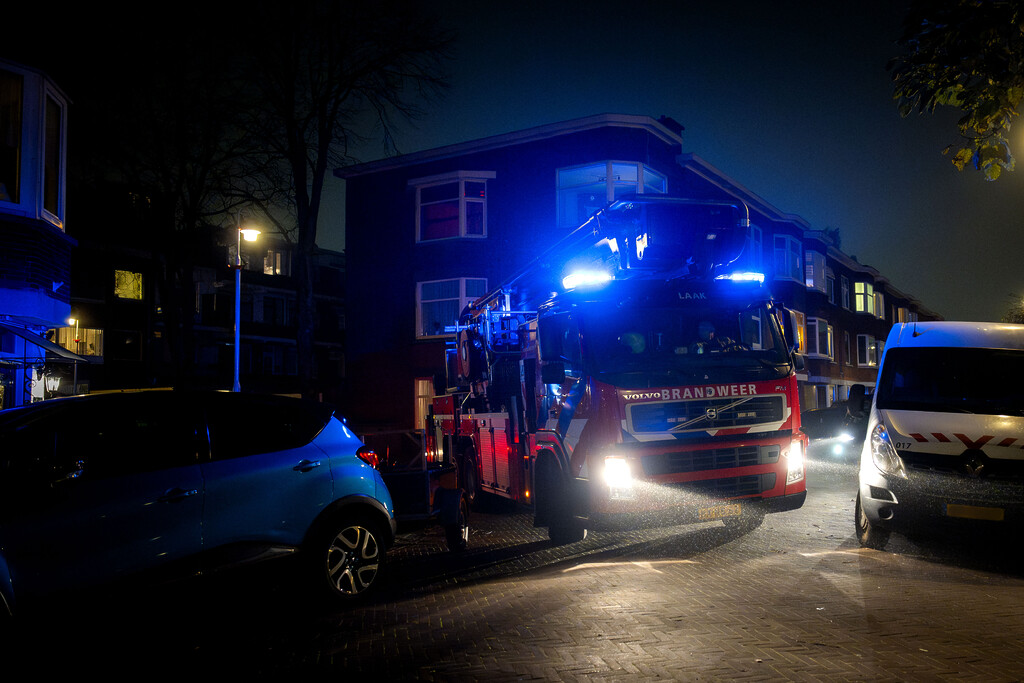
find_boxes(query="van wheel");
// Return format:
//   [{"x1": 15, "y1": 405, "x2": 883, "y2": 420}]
[
  {"x1": 461, "y1": 448, "x2": 479, "y2": 508},
  {"x1": 856, "y1": 493, "x2": 890, "y2": 550}
]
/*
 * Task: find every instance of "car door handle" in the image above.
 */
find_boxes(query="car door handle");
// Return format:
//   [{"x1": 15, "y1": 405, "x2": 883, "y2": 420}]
[
  {"x1": 293, "y1": 459, "x2": 322, "y2": 473},
  {"x1": 158, "y1": 487, "x2": 199, "y2": 503}
]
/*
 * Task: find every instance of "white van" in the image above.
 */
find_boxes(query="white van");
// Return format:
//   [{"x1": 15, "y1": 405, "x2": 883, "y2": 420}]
[{"x1": 855, "y1": 321, "x2": 1024, "y2": 549}]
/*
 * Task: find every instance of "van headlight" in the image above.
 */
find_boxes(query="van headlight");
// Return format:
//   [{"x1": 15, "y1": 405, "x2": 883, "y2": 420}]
[
  {"x1": 870, "y1": 423, "x2": 907, "y2": 478},
  {"x1": 786, "y1": 440, "x2": 804, "y2": 484}
]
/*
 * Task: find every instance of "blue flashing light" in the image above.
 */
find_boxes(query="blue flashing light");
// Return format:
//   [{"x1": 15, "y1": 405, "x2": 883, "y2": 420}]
[
  {"x1": 715, "y1": 271, "x2": 765, "y2": 284},
  {"x1": 562, "y1": 269, "x2": 614, "y2": 291}
]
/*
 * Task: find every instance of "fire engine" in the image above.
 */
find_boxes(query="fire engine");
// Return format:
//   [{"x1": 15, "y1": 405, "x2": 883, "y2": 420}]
[{"x1": 425, "y1": 195, "x2": 807, "y2": 543}]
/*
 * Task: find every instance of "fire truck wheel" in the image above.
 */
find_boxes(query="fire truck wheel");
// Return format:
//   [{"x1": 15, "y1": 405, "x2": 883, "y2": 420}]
[
  {"x1": 311, "y1": 514, "x2": 387, "y2": 601},
  {"x1": 537, "y1": 459, "x2": 586, "y2": 545},
  {"x1": 444, "y1": 496, "x2": 470, "y2": 552},
  {"x1": 855, "y1": 493, "x2": 890, "y2": 550},
  {"x1": 461, "y1": 450, "x2": 479, "y2": 508}
]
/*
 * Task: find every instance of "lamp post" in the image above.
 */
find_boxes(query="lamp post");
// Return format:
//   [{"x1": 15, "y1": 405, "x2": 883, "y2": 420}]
[{"x1": 232, "y1": 213, "x2": 261, "y2": 392}]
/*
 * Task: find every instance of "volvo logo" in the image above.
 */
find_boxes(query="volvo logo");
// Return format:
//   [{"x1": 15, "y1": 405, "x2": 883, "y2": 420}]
[{"x1": 705, "y1": 408, "x2": 718, "y2": 420}]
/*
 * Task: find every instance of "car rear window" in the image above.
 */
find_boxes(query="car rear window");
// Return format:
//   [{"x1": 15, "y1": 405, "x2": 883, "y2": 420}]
[{"x1": 204, "y1": 393, "x2": 335, "y2": 460}]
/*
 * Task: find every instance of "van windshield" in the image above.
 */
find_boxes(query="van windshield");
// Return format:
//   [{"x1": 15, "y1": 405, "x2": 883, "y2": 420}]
[{"x1": 876, "y1": 347, "x2": 1024, "y2": 415}]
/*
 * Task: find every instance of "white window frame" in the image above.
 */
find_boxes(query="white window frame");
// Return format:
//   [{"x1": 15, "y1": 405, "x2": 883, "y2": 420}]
[
  {"x1": 556, "y1": 161, "x2": 667, "y2": 228},
  {"x1": 411, "y1": 170, "x2": 494, "y2": 242},
  {"x1": 806, "y1": 317, "x2": 834, "y2": 359},
  {"x1": 874, "y1": 291, "x2": 885, "y2": 320},
  {"x1": 804, "y1": 250, "x2": 826, "y2": 292},
  {"x1": 857, "y1": 334, "x2": 878, "y2": 367},
  {"x1": 841, "y1": 276, "x2": 851, "y2": 310},
  {"x1": 773, "y1": 234, "x2": 803, "y2": 283},
  {"x1": 416, "y1": 277, "x2": 488, "y2": 339}
]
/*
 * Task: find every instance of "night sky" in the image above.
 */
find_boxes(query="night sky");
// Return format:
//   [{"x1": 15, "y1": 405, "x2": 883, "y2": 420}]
[
  {"x1": 323, "y1": 0, "x2": 1024, "y2": 323},
  {"x1": 8, "y1": 2, "x2": 1024, "y2": 322}
]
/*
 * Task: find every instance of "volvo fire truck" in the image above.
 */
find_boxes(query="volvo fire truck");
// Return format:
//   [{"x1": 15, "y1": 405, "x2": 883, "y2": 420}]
[{"x1": 426, "y1": 196, "x2": 807, "y2": 543}]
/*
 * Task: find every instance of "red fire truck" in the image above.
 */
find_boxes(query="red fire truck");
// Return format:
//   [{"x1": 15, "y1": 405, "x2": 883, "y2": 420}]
[{"x1": 425, "y1": 196, "x2": 807, "y2": 543}]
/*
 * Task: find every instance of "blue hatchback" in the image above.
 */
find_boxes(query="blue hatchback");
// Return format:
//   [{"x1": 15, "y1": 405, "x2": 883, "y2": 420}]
[{"x1": 0, "y1": 390, "x2": 395, "y2": 616}]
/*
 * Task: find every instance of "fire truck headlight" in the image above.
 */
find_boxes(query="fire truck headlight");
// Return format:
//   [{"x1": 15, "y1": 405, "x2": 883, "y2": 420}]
[
  {"x1": 786, "y1": 440, "x2": 804, "y2": 485},
  {"x1": 603, "y1": 455, "x2": 634, "y2": 497}
]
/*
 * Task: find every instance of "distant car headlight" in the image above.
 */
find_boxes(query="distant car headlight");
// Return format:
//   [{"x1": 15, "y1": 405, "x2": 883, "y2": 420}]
[
  {"x1": 869, "y1": 423, "x2": 907, "y2": 478},
  {"x1": 786, "y1": 440, "x2": 804, "y2": 484}
]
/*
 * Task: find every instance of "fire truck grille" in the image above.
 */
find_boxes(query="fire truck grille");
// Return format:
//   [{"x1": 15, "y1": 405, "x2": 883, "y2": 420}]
[
  {"x1": 628, "y1": 395, "x2": 785, "y2": 433},
  {"x1": 641, "y1": 445, "x2": 780, "y2": 476},
  {"x1": 665, "y1": 474, "x2": 776, "y2": 498}
]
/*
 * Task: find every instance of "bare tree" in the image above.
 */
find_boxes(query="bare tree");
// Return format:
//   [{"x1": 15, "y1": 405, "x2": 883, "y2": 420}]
[{"x1": 234, "y1": 0, "x2": 453, "y2": 398}]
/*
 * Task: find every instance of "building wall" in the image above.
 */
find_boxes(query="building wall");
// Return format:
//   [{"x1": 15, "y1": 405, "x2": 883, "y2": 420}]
[{"x1": 338, "y1": 114, "x2": 939, "y2": 432}]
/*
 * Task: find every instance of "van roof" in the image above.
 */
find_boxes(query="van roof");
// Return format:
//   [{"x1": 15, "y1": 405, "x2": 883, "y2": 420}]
[{"x1": 885, "y1": 321, "x2": 1024, "y2": 350}]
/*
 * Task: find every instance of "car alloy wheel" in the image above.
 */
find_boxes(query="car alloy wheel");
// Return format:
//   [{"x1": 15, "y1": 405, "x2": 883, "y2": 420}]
[{"x1": 324, "y1": 520, "x2": 383, "y2": 597}]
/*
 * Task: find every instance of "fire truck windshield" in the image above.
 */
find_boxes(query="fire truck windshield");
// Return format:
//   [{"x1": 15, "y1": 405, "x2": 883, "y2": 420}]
[{"x1": 580, "y1": 301, "x2": 791, "y2": 382}]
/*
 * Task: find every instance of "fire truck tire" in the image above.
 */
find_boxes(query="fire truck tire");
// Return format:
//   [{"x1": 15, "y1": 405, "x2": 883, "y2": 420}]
[
  {"x1": 855, "y1": 493, "x2": 890, "y2": 550},
  {"x1": 460, "y1": 449, "x2": 479, "y2": 508},
  {"x1": 308, "y1": 513, "x2": 387, "y2": 601},
  {"x1": 537, "y1": 458, "x2": 586, "y2": 545},
  {"x1": 444, "y1": 495, "x2": 470, "y2": 552}
]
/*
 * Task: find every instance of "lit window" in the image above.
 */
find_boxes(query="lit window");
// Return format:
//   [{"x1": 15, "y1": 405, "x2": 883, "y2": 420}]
[
  {"x1": 54, "y1": 326, "x2": 104, "y2": 357},
  {"x1": 874, "y1": 291, "x2": 884, "y2": 320},
  {"x1": 417, "y1": 277, "x2": 488, "y2": 338},
  {"x1": 791, "y1": 309, "x2": 806, "y2": 353},
  {"x1": 414, "y1": 377, "x2": 434, "y2": 433},
  {"x1": 556, "y1": 161, "x2": 667, "y2": 228},
  {"x1": 854, "y1": 281, "x2": 875, "y2": 315},
  {"x1": 412, "y1": 171, "x2": 493, "y2": 242},
  {"x1": 773, "y1": 234, "x2": 802, "y2": 282},
  {"x1": 804, "y1": 251, "x2": 826, "y2": 292},
  {"x1": 114, "y1": 270, "x2": 143, "y2": 300},
  {"x1": 264, "y1": 249, "x2": 290, "y2": 276}
]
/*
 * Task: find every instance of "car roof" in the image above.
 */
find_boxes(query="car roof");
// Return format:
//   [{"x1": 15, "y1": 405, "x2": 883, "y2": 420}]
[{"x1": 885, "y1": 321, "x2": 1024, "y2": 351}]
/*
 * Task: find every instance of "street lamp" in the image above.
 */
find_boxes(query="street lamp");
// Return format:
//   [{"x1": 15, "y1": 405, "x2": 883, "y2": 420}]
[{"x1": 232, "y1": 213, "x2": 261, "y2": 392}]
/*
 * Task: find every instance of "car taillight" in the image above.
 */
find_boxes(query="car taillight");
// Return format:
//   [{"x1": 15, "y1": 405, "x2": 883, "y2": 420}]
[{"x1": 356, "y1": 445, "x2": 380, "y2": 469}]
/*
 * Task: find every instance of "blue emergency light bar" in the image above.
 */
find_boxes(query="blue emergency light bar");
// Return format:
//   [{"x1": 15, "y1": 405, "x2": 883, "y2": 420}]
[{"x1": 714, "y1": 271, "x2": 765, "y2": 284}]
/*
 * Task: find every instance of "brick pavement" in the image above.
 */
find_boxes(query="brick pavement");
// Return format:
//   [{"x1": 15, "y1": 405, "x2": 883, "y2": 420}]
[{"x1": 10, "y1": 454, "x2": 1024, "y2": 680}]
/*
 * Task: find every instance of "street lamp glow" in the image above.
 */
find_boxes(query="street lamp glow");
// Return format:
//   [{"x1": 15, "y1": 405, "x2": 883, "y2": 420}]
[{"x1": 233, "y1": 214, "x2": 260, "y2": 392}]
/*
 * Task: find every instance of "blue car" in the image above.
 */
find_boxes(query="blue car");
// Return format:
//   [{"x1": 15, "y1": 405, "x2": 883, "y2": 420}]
[{"x1": 0, "y1": 390, "x2": 396, "y2": 616}]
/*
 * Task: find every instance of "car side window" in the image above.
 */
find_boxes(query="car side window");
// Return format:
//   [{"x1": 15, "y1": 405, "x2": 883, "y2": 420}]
[
  {"x1": 205, "y1": 393, "x2": 332, "y2": 461},
  {"x1": 58, "y1": 395, "x2": 202, "y2": 480}
]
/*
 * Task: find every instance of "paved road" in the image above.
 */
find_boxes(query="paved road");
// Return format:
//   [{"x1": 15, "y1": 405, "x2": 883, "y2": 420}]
[{"x1": 11, "y1": 449, "x2": 1024, "y2": 680}]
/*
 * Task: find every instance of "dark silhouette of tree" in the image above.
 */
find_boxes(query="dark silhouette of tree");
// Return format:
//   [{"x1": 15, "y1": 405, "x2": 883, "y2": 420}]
[
  {"x1": 233, "y1": 0, "x2": 453, "y2": 398},
  {"x1": 889, "y1": 0, "x2": 1024, "y2": 180}
]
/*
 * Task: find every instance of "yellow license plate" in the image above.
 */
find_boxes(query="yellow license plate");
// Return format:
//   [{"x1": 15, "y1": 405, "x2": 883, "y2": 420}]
[
  {"x1": 698, "y1": 503, "x2": 742, "y2": 521},
  {"x1": 946, "y1": 503, "x2": 1005, "y2": 521}
]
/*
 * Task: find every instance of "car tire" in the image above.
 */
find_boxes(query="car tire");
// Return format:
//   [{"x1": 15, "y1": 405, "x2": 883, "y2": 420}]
[
  {"x1": 855, "y1": 493, "x2": 890, "y2": 550},
  {"x1": 312, "y1": 514, "x2": 387, "y2": 600}
]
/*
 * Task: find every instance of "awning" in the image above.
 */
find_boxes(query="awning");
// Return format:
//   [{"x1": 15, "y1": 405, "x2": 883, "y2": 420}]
[{"x1": 0, "y1": 321, "x2": 94, "y2": 363}]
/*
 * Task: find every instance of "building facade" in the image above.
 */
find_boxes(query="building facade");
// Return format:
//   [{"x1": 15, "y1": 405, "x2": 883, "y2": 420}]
[
  {"x1": 336, "y1": 113, "x2": 938, "y2": 434},
  {"x1": 0, "y1": 58, "x2": 80, "y2": 408}
]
